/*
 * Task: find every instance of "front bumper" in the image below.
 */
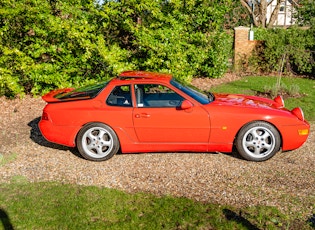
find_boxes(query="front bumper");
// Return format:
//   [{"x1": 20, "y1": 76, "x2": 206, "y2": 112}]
[{"x1": 281, "y1": 122, "x2": 310, "y2": 151}]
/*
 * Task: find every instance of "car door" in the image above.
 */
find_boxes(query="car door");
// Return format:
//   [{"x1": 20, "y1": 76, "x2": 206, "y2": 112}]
[{"x1": 132, "y1": 84, "x2": 210, "y2": 143}]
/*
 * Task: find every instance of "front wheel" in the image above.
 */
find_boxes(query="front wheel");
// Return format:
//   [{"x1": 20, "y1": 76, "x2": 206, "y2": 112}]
[
  {"x1": 235, "y1": 121, "x2": 281, "y2": 162},
  {"x1": 76, "y1": 123, "x2": 120, "y2": 161}
]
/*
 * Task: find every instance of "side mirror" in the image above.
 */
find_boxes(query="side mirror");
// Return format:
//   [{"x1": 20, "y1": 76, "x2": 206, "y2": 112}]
[{"x1": 180, "y1": 100, "x2": 193, "y2": 110}]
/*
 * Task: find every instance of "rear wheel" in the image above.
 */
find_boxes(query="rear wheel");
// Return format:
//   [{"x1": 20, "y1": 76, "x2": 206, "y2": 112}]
[
  {"x1": 76, "y1": 123, "x2": 119, "y2": 161},
  {"x1": 236, "y1": 121, "x2": 281, "y2": 162}
]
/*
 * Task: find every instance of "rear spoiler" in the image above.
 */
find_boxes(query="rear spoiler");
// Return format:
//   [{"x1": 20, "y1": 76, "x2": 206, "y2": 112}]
[{"x1": 42, "y1": 88, "x2": 74, "y2": 103}]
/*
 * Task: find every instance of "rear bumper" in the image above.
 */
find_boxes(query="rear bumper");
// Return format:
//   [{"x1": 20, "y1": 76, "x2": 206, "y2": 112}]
[{"x1": 39, "y1": 119, "x2": 78, "y2": 147}]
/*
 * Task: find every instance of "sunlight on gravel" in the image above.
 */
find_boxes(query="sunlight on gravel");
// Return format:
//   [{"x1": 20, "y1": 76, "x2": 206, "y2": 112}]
[{"x1": 0, "y1": 95, "x2": 314, "y2": 219}]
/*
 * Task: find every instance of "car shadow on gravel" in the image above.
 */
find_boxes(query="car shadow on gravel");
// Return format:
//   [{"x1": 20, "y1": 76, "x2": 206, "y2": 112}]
[
  {"x1": 220, "y1": 146, "x2": 244, "y2": 161},
  {"x1": 28, "y1": 117, "x2": 83, "y2": 159}
]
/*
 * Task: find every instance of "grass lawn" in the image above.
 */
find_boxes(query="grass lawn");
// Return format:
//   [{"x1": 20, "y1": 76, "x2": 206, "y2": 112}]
[{"x1": 1, "y1": 182, "x2": 314, "y2": 230}]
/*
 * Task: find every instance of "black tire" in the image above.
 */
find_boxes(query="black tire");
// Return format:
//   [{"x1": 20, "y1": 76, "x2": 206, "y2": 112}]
[
  {"x1": 76, "y1": 123, "x2": 120, "y2": 161},
  {"x1": 235, "y1": 121, "x2": 281, "y2": 162}
]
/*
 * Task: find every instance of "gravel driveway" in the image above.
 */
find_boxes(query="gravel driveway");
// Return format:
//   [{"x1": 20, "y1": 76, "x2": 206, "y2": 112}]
[{"x1": 0, "y1": 94, "x2": 314, "y2": 219}]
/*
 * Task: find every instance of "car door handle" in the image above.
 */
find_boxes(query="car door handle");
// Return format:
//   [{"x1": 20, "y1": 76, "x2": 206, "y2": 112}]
[{"x1": 135, "y1": 113, "x2": 151, "y2": 118}]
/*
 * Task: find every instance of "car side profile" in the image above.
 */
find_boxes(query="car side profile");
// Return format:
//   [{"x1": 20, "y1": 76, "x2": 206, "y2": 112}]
[{"x1": 39, "y1": 71, "x2": 310, "y2": 162}]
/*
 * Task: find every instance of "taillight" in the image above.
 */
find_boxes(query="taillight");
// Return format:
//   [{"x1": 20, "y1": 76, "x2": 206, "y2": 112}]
[
  {"x1": 291, "y1": 107, "x2": 304, "y2": 121},
  {"x1": 274, "y1": 95, "x2": 284, "y2": 108},
  {"x1": 42, "y1": 112, "x2": 49, "y2": 121}
]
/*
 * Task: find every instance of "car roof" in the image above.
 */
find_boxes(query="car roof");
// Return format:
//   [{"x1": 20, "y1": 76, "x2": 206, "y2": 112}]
[{"x1": 118, "y1": 71, "x2": 173, "y2": 80}]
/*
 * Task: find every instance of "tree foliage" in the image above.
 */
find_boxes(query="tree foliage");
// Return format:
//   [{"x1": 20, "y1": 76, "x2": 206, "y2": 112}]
[
  {"x1": 250, "y1": 27, "x2": 315, "y2": 75},
  {"x1": 295, "y1": 0, "x2": 315, "y2": 26},
  {"x1": 0, "y1": 0, "x2": 118, "y2": 96},
  {"x1": 0, "y1": 0, "x2": 233, "y2": 97}
]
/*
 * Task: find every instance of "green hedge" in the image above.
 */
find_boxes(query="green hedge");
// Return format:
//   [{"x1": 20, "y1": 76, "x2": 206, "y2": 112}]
[
  {"x1": 251, "y1": 26, "x2": 315, "y2": 75},
  {"x1": 0, "y1": 0, "x2": 233, "y2": 97}
]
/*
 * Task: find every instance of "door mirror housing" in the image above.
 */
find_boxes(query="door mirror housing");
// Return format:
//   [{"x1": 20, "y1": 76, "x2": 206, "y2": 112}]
[{"x1": 180, "y1": 100, "x2": 193, "y2": 110}]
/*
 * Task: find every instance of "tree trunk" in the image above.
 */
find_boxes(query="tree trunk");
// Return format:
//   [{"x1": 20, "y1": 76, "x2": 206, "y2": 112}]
[
  {"x1": 259, "y1": 0, "x2": 268, "y2": 28},
  {"x1": 268, "y1": 0, "x2": 285, "y2": 28},
  {"x1": 240, "y1": 0, "x2": 285, "y2": 28},
  {"x1": 240, "y1": 0, "x2": 259, "y2": 27}
]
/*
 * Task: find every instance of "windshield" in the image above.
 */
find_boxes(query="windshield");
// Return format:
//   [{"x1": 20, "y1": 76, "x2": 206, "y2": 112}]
[
  {"x1": 170, "y1": 79, "x2": 211, "y2": 104},
  {"x1": 55, "y1": 81, "x2": 109, "y2": 100}
]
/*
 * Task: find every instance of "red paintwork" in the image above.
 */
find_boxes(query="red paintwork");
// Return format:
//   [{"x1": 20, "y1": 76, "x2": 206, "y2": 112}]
[
  {"x1": 119, "y1": 70, "x2": 172, "y2": 79},
  {"x1": 39, "y1": 71, "x2": 310, "y2": 155}
]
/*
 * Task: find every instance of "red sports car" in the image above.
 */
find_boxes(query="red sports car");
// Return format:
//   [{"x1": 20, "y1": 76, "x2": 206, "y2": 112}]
[{"x1": 39, "y1": 71, "x2": 310, "y2": 162}]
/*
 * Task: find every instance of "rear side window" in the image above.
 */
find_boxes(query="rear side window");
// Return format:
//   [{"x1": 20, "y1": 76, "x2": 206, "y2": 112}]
[
  {"x1": 106, "y1": 85, "x2": 132, "y2": 107},
  {"x1": 55, "y1": 82, "x2": 108, "y2": 100}
]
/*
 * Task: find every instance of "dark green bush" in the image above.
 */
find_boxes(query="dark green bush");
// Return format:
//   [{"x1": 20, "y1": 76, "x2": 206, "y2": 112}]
[
  {"x1": 251, "y1": 27, "x2": 315, "y2": 75},
  {"x1": 0, "y1": 0, "x2": 116, "y2": 97},
  {"x1": 0, "y1": 0, "x2": 233, "y2": 97},
  {"x1": 100, "y1": 0, "x2": 233, "y2": 81}
]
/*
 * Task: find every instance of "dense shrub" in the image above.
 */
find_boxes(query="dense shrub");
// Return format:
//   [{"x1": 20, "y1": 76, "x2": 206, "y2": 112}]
[
  {"x1": 295, "y1": 0, "x2": 315, "y2": 27},
  {"x1": 0, "y1": 0, "x2": 120, "y2": 97},
  {"x1": 0, "y1": 0, "x2": 233, "y2": 97},
  {"x1": 100, "y1": 0, "x2": 233, "y2": 81},
  {"x1": 250, "y1": 27, "x2": 315, "y2": 75}
]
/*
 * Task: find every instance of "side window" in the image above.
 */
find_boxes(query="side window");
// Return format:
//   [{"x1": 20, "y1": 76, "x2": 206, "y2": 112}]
[
  {"x1": 135, "y1": 84, "x2": 184, "y2": 108},
  {"x1": 106, "y1": 85, "x2": 132, "y2": 107}
]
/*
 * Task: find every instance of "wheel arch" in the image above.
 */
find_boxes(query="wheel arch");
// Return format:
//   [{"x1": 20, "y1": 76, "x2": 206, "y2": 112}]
[{"x1": 233, "y1": 120, "x2": 283, "y2": 149}]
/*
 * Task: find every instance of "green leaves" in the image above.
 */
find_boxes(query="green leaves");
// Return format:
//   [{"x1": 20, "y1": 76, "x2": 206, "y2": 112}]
[
  {"x1": 96, "y1": 37, "x2": 135, "y2": 75},
  {"x1": 0, "y1": 0, "x2": 106, "y2": 96},
  {"x1": 0, "y1": 0, "x2": 233, "y2": 97},
  {"x1": 120, "y1": 0, "x2": 233, "y2": 81},
  {"x1": 252, "y1": 27, "x2": 315, "y2": 75},
  {"x1": 295, "y1": 0, "x2": 315, "y2": 26}
]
